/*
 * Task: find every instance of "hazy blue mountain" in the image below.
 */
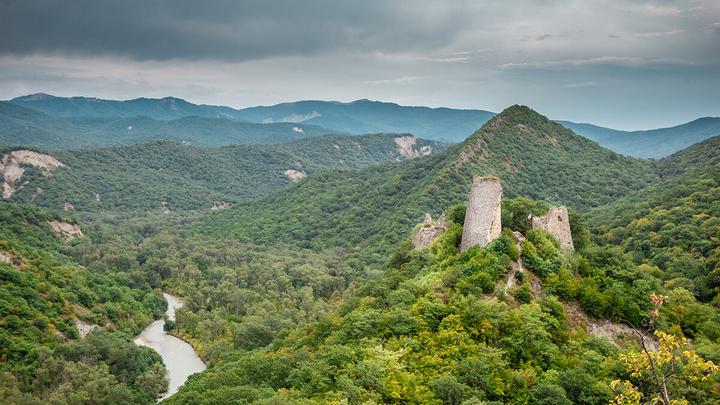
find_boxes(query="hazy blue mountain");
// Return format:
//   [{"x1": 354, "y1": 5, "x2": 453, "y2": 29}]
[
  {"x1": 230, "y1": 99, "x2": 496, "y2": 142},
  {"x1": 11, "y1": 94, "x2": 495, "y2": 142},
  {"x1": 10, "y1": 93, "x2": 238, "y2": 120},
  {"x1": 559, "y1": 117, "x2": 720, "y2": 158},
  {"x1": 0, "y1": 101, "x2": 337, "y2": 149},
  {"x1": 10, "y1": 94, "x2": 719, "y2": 156}
]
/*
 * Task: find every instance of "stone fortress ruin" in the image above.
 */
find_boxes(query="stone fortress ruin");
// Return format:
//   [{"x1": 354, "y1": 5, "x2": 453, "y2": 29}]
[
  {"x1": 412, "y1": 176, "x2": 573, "y2": 252},
  {"x1": 460, "y1": 176, "x2": 503, "y2": 251},
  {"x1": 412, "y1": 213, "x2": 448, "y2": 249},
  {"x1": 529, "y1": 206, "x2": 574, "y2": 251}
]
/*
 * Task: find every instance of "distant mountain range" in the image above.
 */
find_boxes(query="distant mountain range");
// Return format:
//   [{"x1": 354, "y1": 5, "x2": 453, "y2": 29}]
[
  {"x1": 559, "y1": 118, "x2": 720, "y2": 158},
  {"x1": 7, "y1": 93, "x2": 720, "y2": 157},
  {"x1": 0, "y1": 101, "x2": 337, "y2": 149}
]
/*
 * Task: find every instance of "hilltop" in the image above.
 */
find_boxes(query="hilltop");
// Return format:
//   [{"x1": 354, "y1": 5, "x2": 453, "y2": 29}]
[{"x1": 198, "y1": 105, "x2": 658, "y2": 262}]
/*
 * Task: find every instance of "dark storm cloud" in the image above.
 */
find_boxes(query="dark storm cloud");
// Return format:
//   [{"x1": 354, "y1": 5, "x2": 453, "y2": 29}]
[
  {"x1": 0, "y1": 0, "x2": 470, "y2": 61},
  {"x1": 1, "y1": 0, "x2": 718, "y2": 129}
]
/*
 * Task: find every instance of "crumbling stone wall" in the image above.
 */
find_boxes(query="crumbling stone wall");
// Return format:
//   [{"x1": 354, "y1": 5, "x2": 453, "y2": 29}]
[
  {"x1": 412, "y1": 213, "x2": 447, "y2": 248},
  {"x1": 530, "y1": 205, "x2": 574, "y2": 251},
  {"x1": 460, "y1": 176, "x2": 502, "y2": 251}
]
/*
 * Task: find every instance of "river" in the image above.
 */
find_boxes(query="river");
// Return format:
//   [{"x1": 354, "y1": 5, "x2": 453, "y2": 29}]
[{"x1": 134, "y1": 293, "x2": 206, "y2": 401}]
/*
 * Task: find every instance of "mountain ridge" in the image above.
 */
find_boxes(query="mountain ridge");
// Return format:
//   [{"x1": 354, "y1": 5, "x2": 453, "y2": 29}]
[{"x1": 10, "y1": 93, "x2": 718, "y2": 157}]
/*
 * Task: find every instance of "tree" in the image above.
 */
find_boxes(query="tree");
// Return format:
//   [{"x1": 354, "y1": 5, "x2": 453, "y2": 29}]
[{"x1": 612, "y1": 294, "x2": 720, "y2": 404}]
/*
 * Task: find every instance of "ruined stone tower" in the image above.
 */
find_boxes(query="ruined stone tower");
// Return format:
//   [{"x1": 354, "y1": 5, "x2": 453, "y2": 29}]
[
  {"x1": 460, "y1": 176, "x2": 503, "y2": 251},
  {"x1": 530, "y1": 206, "x2": 574, "y2": 251},
  {"x1": 412, "y1": 213, "x2": 447, "y2": 249}
]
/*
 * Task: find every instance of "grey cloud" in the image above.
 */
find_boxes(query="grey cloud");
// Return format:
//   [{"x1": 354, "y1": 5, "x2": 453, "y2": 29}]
[{"x1": 0, "y1": 0, "x2": 472, "y2": 61}]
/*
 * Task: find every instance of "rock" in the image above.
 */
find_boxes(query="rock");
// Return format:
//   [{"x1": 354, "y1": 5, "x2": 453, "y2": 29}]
[
  {"x1": 284, "y1": 169, "x2": 307, "y2": 182},
  {"x1": 412, "y1": 213, "x2": 447, "y2": 248},
  {"x1": 0, "y1": 251, "x2": 16, "y2": 267},
  {"x1": 74, "y1": 318, "x2": 99, "y2": 338},
  {"x1": 0, "y1": 150, "x2": 64, "y2": 198},
  {"x1": 161, "y1": 201, "x2": 171, "y2": 214},
  {"x1": 460, "y1": 176, "x2": 503, "y2": 251},
  {"x1": 530, "y1": 206, "x2": 574, "y2": 251},
  {"x1": 394, "y1": 135, "x2": 433, "y2": 160},
  {"x1": 46, "y1": 220, "x2": 83, "y2": 242},
  {"x1": 63, "y1": 202, "x2": 74, "y2": 211},
  {"x1": 211, "y1": 201, "x2": 231, "y2": 210}
]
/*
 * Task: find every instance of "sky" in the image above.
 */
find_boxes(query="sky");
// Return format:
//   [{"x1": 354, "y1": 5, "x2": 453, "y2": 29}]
[{"x1": 0, "y1": 0, "x2": 718, "y2": 130}]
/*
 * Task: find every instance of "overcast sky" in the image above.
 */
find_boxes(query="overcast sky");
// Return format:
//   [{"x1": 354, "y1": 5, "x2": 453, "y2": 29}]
[{"x1": 1, "y1": 0, "x2": 718, "y2": 129}]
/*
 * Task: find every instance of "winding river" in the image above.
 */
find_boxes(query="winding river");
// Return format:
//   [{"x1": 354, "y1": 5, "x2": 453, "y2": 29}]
[{"x1": 134, "y1": 293, "x2": 206, "y2": 401}]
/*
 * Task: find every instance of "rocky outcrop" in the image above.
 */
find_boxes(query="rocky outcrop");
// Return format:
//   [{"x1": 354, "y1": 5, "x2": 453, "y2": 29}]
[
  {"x1": 46, "y1": 220, "x2": 83, "y2": 242},
  {"x1": 0, "y1": 251, "x2": 17, "y2": 268},
  {"x1": 530, "y1": 206, "x2": 574, "y2": 251},
  {"x1": 0, "y1": 150, "x2": 64, "y2": 198},
  {"x1": 460, "y1": 176, "x2": 502, "y2": 251},
  {"x1": 211, "y1": 201, "x2": 231, "y2": 210},
  {"x1": 412, "y1": 213, "x2": 447, "y2": 248},
  {"x1": 394, "y1": 136, "x2": 433, "y2": 160},
  {"x1": 74, "y1": 318, "x2": 99, "y2": 338},
  {"x1": 284, "y1": 169, "x2": 307, "y2": 182},
  {"x1": 161, "y1": 201, "x2": 171, "y2": 214}
]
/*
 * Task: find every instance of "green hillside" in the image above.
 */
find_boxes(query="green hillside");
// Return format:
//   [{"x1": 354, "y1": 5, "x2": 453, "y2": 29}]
[
  {"x1": 588, "y1": 135, "x2": 720, "y2": 304},
  {"x1": 168, "y1": 199, "x2": 720, "y2": 404},
  {"x1": 198, "y1": 106, "x2": 658, "y2": 263},
  {"x1": 3, "y1": 134, "x2": 445, "y2": 212},
  {"x1": 0, "y1": 203, "x2": 168, "y2": 403}
]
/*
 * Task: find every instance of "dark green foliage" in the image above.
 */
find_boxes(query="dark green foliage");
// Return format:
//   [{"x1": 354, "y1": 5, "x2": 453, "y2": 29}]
[
  {"x1": 6, "y1": 134, "x2": 445, "y2": 212},
  {"x1": 502, "y1": 197, "x2": 549, "y2": 234},
  {"x1": 513, "y1": 282, "x2": 533, "y2": 304},
  {"x1": 588, "y1": 135, "x2": 720, "y2": 303}
]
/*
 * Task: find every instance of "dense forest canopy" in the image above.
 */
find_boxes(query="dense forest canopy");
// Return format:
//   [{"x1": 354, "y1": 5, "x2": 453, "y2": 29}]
[{"x1": 1, "y1": 104, "x2": 718, "y2": 404}]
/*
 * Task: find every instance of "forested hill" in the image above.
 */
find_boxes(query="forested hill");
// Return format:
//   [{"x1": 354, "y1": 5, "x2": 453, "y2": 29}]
[
  {"x1": 197, "y1": 105, "x2": 658, "y2": 263},
  {"x1": 169, "y1": 193, "x2": 720, "y2": 404},
  {"x1": 0, "y1": 101, "x2": 336, "y2": 149},
  {"x1": 0, "y1": 203, "x2": 169, "y2": 403},
  {"x1": 1, "y1": 134, "x2": 445, "y2": 212},
  {"x1": 588, "y1": 135, "x2": 720, "y2": 304}
]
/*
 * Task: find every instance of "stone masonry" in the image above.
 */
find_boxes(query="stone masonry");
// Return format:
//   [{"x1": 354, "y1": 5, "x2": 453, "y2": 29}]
[
  {"x1": 460, "y1": 176, "x2": 503, "y2": 251},
  {"x1": 412, "y1": 213, "x2": 447, "y2": 248},
  {"x1": 530, "y1": 205, "x2": 574, "y2": 251}
]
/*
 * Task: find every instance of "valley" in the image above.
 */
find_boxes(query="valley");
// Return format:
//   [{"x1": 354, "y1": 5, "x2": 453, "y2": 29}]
[{"x1": 1, "y1": 102, "x2": 718, "y2": 404}]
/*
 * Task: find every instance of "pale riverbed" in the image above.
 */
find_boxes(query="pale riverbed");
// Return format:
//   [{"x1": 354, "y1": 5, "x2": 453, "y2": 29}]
[{"x1": 134, "y1": 293, "x2": 206, "y2": 401}]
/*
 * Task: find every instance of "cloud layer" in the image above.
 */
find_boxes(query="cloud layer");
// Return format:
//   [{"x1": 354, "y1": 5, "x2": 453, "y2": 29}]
[{"x1": 0, "y1": 0, "x2": 718, "y2": 129}]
